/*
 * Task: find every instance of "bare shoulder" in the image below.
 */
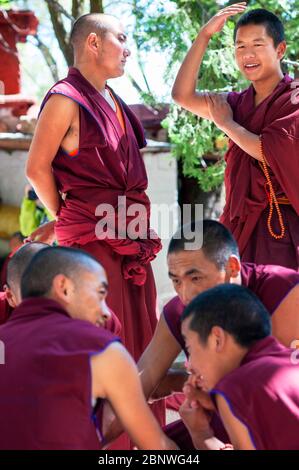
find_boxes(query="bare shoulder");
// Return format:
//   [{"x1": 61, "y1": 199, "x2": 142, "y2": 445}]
[{"x1": 39, "y1": 93, "x2": 78, "y2": 121}]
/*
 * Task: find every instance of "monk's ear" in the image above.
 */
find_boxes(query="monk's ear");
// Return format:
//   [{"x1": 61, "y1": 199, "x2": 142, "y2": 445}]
[
  {"x1": 87, "y1": 32, "x2": 101, "y2": 55},
  {"x1": 224, "y1": 255, "x2": 241, "y2": 281},
  {"x1": 210, "y1": 326, "x2": 226, "y2": 353},
  {"x1": 51, "y1": 274, "x2": 75, "y2": 304},
  {"x1": 3, "y1": 284, "x2": 17, "y2": 308},
  {"x1": 277, "y1": 40, "x2": 286, "y2": 61}
]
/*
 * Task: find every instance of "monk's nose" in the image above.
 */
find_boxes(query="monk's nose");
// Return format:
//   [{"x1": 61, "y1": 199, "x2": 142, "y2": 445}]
[{"x1": 101, "y1": 300, "x2": 111, "y2": 322}]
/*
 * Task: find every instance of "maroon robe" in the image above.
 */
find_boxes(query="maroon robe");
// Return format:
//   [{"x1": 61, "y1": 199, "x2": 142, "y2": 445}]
[
  {"x1": 0, "y1": 297, "x2": 119, "y2": 450},
  {"x1": 163, "y1": 262, "x2": 299, "y2": 448},
  {"x1": 210, "y1": 336, "x2": 299, "y2": 450},
  {"x1": 221, "y1": 75, "x2": 299, "y2": 270},
  {"x1": 40, "y1": 68, "x2": 165, "y2": 449}
]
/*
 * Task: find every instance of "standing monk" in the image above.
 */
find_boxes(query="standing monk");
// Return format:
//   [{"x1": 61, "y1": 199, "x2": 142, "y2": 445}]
[
  {"x1": 26, "y1": 14, "x2": 161, "y2": 361},
  {"x1": 172, "y1": 5, "x2": 299, "y2": 269}
]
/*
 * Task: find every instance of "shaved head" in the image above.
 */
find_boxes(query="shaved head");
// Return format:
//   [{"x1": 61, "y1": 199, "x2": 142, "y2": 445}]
[
  {"x1": 7, "y1": 242, "x2": 48, "y2": 290},
  {"x1": 21, "y1": 246, "x2": 105, "y2": 299},
  {"x1": 70, "y1": 13, "x2": 120, "y2": 51}
]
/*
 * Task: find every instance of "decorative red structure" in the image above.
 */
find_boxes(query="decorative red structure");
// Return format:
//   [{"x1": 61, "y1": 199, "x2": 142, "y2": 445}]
[{"x1": 0, "y1": 9, "x2": 38, "y2": 123}]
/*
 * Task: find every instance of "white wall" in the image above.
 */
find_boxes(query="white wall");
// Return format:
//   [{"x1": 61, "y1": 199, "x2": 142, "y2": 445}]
[
  {"x1": 143, "y1": 143, "x2": 178, "y2": 311},
  {"x1": 0, "y1": 149, "x2": 28, "y2": 206}
]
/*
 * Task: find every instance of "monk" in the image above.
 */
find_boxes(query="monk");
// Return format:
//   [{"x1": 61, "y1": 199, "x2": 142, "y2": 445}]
[
  {"x1": 0, "y1": 242, "x2": 121, "y2": 335},
  {"x1": 0, "y1": 242, "x2": 48, "y2": 325},
  {"x1": 180, "y1": 284, "x2": 299, "y2": 450},
  {"x1": 136, "y1": 220, "x2": 299, "y2": 448},
  {"x1": 172, "y1": 5, "x2": 299, "y2": 269},
  {"x1": 26, "y1": 13, "x2": 161, "y2": 362},
  {"x1": 0, "y1": 246, "x2": 176, "y2": 450}
]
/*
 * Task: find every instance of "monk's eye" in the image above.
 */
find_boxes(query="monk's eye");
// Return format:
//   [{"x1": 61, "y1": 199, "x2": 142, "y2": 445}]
[
  {"x1": 98, "y1": 288, "x2": 107, "y2": 297},
  {"x1": 192, "y1": 277, "x2": 202, "y2": 282},
  {"x1": 118, "y1": 35, "x2": 126, "y2": 43}
]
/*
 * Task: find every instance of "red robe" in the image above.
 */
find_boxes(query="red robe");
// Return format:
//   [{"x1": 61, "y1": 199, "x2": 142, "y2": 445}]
[
  {"x1": 40, "y1": 68, "x2": 165, "y2": 448},
  {"x1": 221, "y1": 75, "x2": 299, "y2": 270},
  {"x1": 0, "y1": 297, "x2": 119, "y2": 449},
  {"x1": 210, "y1": 337, "x2": 299, "y2": 449}
]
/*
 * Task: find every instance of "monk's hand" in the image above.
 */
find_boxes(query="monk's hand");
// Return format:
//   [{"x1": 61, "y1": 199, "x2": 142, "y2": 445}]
[
  {"x1": 201, "y1": 2, "x2": 247, "y2": 39},
  {"x1": 206, "y1": 93, "x2": 233, "y2": 130},
  {"x1": 183, "y1": 375, "x2": 215, "y2": 412},
  {"x1": 24, "y1": 220, "x2": 56, "y2": 245},
  {"x1": 179, "y1": 398, "x2": 214, "y2": 444}
]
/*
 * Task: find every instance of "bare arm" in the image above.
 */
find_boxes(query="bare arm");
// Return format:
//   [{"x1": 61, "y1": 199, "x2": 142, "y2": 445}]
[
  {"x1": 172, "y1": 3, "x2": 246, "y2": 119},
  {"x1": 91, "y1": 342, "x2": 178, "y2": 450},
  {"x1": 271, "y1": 284, "x2": 299, "y2": 347},
  {"x1": 26, "y1": 94, "x2": 77, "y2": 217},
  {"x1": 215, "y1": 393, "x2": 255, "y2": 450},
  {"x1": 137, "y1": 313, "x2": 182, "y2": 400}
]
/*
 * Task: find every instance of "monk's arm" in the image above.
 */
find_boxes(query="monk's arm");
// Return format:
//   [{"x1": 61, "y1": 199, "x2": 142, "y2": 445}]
[
  {"x1": 171, "y1": 3, "x2": 246, "y2": 119},
  {"x1": 26, "y1": 95, "x2": 77, "y2": 218},
  {"x1": 219, "y1": 119, "x2": 263, "y2": 162},
  {"x1": 137, "y1": 314, "x2": 183, "y2": 400},
  {"x1": 271, "y1": 284, "x2": 299, "y2": 347},
  {"x1": 91, "y1": 342, "x2": 178, "y2": 450},
  {"x1": 215, "y1": 393, "x2": 255, "y2": 450},
  {"x1": 171, "y1": 30, "x2": 212, "y2": 119}
]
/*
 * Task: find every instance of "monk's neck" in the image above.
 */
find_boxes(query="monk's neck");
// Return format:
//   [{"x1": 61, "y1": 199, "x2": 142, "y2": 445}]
[
  {"x1": 252, "y1": 70, "x2": 284, "y2": 106},
  {"x1": 73, "y1": 63, "x2": 107, "y2": 92}
]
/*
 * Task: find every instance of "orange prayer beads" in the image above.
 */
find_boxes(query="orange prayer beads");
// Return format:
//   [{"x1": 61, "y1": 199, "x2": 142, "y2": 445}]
[{"x1": 259, "y1": 138, "x2": 285, "y2": 240}]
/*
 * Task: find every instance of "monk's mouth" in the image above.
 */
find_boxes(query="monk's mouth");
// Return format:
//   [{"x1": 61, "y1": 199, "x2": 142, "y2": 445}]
[{"x1": 244, "y1": 64, "x2": 260, "y2": 71}]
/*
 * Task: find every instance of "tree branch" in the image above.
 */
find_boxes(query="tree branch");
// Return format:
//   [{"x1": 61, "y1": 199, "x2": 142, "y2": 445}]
[
  {"x1": 46, "y1": 0, "x2": 73, "y2": 66},
  {"x1": 72, "y1": 0, "x2": 85, "y2": 20},
  {"x1": 90, "y1": 0, "x2": 104, "y2": 13},
  {"x1": 29, "y1": 34, "x2": 59, "y2": 82}
]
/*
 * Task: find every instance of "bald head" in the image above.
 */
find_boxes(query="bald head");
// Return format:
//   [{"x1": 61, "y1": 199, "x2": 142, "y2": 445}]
[
  {"x1": 70, "y1": 13, "x2": 120, "y2": 52},
  {"x1": 7, "y1": 242, "x2": 48, "y2": 290},
  {"x1": 21, "y1": 246, "x2": 105, "y2": 299}
]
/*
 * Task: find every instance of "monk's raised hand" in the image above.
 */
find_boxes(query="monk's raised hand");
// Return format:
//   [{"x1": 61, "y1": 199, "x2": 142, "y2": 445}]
[
  {"x1": 206, "y1": 93, "x2": 233, "y2": 129},
  {"x1": 201, "y1": 2, "x2": 247, "y2": 39}
]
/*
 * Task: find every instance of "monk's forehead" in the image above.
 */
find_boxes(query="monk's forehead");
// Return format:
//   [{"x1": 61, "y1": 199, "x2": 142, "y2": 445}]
[
  {"x1": 97, "y1": 14, "x2": 124, "y2": 33},
  {"x1": 167, "y1": 249, "x2": 209, "y2": 271},
  {"x1": 235, "y1": 23, "x2": 269, "y2": 42}
]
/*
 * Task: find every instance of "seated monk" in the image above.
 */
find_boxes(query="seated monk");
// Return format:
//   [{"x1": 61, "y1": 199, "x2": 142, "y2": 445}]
[
  {"x1": 180, "y1": 284, "x2": 299, "y2": 450},
  {"x1": 0, "y1": 246, "x2": 176, "y2": 450},
  {"x1": 0, "y1": 242, "x2": 121, "y2": 335}
]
